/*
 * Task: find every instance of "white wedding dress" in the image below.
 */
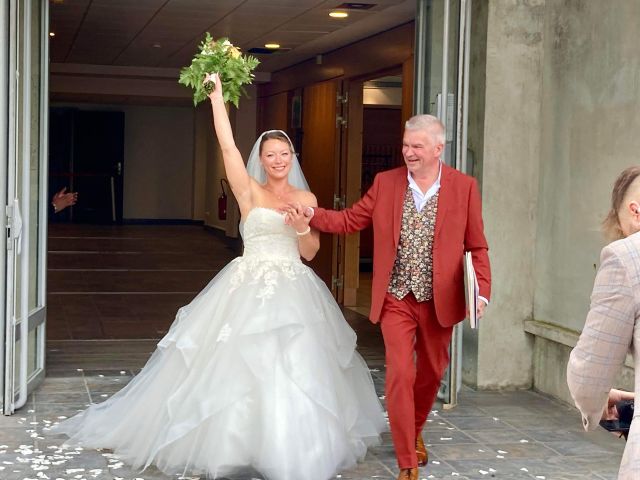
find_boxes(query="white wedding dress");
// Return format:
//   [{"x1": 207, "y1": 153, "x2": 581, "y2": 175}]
[{"x1": 52, "y1": 207, "x2": 386, "y2": 480}]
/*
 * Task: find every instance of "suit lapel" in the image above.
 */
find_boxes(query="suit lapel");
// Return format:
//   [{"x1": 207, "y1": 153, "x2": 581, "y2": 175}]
[
  {"x1": 392, "y1": 170, "x2": 407, "y2": 249},
  {"x1": 434, "y1": 165, "x2": 452, "y2": 240}
]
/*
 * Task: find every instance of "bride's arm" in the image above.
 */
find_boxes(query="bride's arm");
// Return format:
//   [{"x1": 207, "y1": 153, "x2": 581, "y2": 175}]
[
  {"x1": 207, "y1": 73, "x2": 253, "y2": 211},
  {"x1": 285, "y1": 192, "x2": 320, "y2": 261}
]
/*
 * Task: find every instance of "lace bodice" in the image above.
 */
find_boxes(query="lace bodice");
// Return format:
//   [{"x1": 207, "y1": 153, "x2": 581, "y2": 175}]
[
  {"x1": 240, "y1": 207, "x2": 301, "y2": 262},
  {"x1": 231, "y1": 208, "x2": 307, "y2": 304}
]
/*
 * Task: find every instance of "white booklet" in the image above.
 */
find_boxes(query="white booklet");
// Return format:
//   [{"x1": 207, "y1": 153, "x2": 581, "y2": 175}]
[{"x1": 464, "y1": 251, "x2": 479, "y2": 329}]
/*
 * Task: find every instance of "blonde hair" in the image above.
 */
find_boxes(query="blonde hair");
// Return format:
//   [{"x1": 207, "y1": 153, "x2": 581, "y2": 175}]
[
  {"x1": 405, "y1": 114, "x2": 445, "y2": 145},
  {"x1": 603, "y1": 166, "x2": 640, "y2": 240}
]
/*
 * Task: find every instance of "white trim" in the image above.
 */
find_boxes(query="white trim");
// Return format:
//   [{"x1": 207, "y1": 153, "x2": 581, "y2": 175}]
[
  {"x1": 3, "y1": 0, "x2": 18, "y2": 416},
  {"x1": 16, "y1": 0, "x2": 33, "y2": 411},
  {"x1": 0, "y1": 0, "x2": 9, "y2": 415},
  {"x1": 37, "y1": 0, "x2": 50, "y2": 375}
]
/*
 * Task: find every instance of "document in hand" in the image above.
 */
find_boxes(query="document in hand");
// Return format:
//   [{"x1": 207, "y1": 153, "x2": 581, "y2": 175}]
[{"x1": 464, "y1": 251, "x2": 480, "y2": 329}]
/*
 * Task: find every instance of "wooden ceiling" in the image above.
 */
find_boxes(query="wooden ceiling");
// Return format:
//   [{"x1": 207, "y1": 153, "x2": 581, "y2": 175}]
[{"x1": 49, "y1": 0, "x2": 415, "y2": 73}]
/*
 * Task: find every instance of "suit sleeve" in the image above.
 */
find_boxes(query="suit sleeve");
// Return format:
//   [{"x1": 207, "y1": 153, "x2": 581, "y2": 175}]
[
  {"x1": 567, "y1": 246, "x2": 636, "y2": 431},
  {"x1": 465, "y1": 179, "x2": 491, "y2": 301},
  {"x1": 310, "y1": 173, "x2": 379, "y2": 234}
]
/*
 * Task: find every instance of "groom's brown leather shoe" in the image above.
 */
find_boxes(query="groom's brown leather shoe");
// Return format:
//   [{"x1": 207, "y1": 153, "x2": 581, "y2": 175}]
[
  {"x1": 416, "y1": 434, "x2": 428, "y2": 466},
  {"x1": 397, "y1": 467, "x2": 419, "y2": 480}
]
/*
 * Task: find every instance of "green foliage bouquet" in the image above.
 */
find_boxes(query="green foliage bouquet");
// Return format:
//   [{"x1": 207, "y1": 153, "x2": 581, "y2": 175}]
[{"x1": 179, "y1": 34, "x2": 259, "y2": 107}]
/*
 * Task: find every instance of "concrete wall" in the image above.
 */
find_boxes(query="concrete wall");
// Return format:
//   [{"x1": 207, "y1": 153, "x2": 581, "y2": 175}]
[
  {"x1": 474, "y1": 0, "x2": 546, "y2": 389},
  {"x1": 472, "y1": 0, "x2": 640, "y2": 399},
  {"x1": 535, "y1": 0, "x2": 640, "y2": 331},
  {"x1": 529, "y1": 0, "x2": 640, "y2": 402}
]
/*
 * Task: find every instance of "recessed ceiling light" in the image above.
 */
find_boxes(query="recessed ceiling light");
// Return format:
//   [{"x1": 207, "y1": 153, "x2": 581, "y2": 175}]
[
  {"x1": 329, "y1": 10, "x2": 349, "y2": 18},
  {"x1": 49, "y1": 32, "x2": 56, "y2": 37},
  {"x1": 152, "y1": 43, "x2": 161, "y2": 48},
  {"x1": 264, "y1": 43, "x2": 280, "y2": 49}
]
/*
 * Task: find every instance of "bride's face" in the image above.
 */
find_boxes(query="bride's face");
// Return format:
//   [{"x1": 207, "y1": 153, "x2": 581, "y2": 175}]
[{"x1": 260, "y1": 139, "x2": 292, "y2": 180}]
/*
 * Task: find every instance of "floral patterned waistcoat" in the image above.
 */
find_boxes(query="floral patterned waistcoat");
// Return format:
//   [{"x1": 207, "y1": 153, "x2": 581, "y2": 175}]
[{"x1": 387, "y1": 187, "x2": 439, "y2": 302}]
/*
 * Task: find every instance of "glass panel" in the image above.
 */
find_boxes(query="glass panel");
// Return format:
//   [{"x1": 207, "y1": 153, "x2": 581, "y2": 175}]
[
  {"x1": 419, "y1": 0, "x2": 461, "y2": 166},
  {"x1": 14, "y1": 0, "x2": 24, "y2": 324},
  {"x1": 29, "y1": 0, "x2": 41, "y2": 311},
  {"x1": 27, "y1": 328, "x2": 37, "y2": 378}
]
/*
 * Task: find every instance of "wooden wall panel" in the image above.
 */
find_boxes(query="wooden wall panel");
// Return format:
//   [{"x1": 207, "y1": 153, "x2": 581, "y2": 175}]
[
  {"x1": 301, "y1": 80, "x2": 338, "y2": 289},
  {"x1": 257, "y1": 92, "x2": 289, "y2": 134},
  {"x1": 262, "y1": 22, "x2": 414, "y2": 97},
  {"x1": 402, "y1": 55, "x2": 414, "y2": 125}
]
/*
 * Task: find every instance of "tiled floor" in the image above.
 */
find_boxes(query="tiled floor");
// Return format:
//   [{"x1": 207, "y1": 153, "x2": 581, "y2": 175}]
[
  {"x1": 47, "y1": 224, "x2": 241, "y2": 340},
  {"x1": 13, "y1": 224, "x2": 623, "y2": 479},
  {"x1": 0, "y1": 312, "x2": 625, "y2": 480}
]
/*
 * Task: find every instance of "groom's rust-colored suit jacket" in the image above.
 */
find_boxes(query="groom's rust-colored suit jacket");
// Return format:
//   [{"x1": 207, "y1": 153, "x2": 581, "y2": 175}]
[{"x1": 310, "y1": 164, "x2": 491, "y2": 327}]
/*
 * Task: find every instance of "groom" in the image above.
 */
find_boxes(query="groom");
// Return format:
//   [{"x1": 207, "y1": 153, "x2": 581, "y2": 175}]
[{"x1": 302, "y1": 114, "x2": 491, "y2": 480}]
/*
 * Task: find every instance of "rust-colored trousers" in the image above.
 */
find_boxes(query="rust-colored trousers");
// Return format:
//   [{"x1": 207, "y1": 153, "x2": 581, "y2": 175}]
[{"x1": 380, "y1": 293, "x2": 454, "y2": 468}]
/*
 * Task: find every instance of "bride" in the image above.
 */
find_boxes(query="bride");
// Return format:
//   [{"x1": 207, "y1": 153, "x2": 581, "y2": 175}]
[{"x1": 50, "y1": 73, "x2": 386, "y2": 480}]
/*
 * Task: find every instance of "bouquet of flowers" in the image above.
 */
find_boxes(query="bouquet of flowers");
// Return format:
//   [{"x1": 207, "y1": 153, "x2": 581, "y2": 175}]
[{"x1": 179, "y1": 33, "x2": 259, "y2": 107}]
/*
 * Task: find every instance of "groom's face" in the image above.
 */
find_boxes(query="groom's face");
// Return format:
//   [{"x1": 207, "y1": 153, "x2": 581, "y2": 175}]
[{"x1": 402, "y1": 129, "x2": 443, "y2": 176}]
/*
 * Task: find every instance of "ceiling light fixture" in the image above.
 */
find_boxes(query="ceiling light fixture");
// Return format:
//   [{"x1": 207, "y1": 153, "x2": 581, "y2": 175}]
[
  {"x1": 329, "y1": 10, "x2": 349, "y2": 18},
  {"x1": 264, "y1": 43, "x2": 281, "y2": 49},
  {"x1": 152, "y1": 43, "x2": 162, "y2": 48},
  {"x1": 49, "y1": 32, "x2": 56, "y2": 37}
]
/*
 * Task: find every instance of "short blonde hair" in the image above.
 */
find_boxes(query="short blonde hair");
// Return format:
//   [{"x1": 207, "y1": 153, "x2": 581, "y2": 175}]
[
  {"x1": 603, "y1": 166, "x2": 640, "y2": 240},
  {"x1": 405, "y1": 114, "x2": 445, "y2": 145}
]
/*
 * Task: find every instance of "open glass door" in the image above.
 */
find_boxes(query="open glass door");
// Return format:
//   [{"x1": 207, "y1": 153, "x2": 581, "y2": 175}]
[
  {"x1": 414, "y1": 0, "x2": 473, "y2": 407},
  {"x1": 1, "y1": 0, "x2": 49, "y2": 415}
]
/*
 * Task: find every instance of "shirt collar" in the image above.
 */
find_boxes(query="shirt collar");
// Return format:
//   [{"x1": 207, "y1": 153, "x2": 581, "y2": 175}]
[{"x1": 407, "y1": 162, "x2": 442, "y2": 197}]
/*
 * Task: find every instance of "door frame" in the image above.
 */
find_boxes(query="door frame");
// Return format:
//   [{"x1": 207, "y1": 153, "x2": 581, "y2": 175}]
[
  {"x1": 414, "y1": 0, "x2": 473, "y2": 408},
  {"x1": 2, "y1": 0, "x2": 49, "y2": 415}
]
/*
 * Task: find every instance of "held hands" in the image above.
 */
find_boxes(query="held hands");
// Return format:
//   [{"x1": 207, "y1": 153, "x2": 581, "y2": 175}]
[{"x1": 283, "y1": 202, "x2": 311, "y2": 235}]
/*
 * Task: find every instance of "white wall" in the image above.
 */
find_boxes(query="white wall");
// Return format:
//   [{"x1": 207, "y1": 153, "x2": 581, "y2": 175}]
[{"x1": 122, "y1": 105, "x2": 194, "y2": 220}]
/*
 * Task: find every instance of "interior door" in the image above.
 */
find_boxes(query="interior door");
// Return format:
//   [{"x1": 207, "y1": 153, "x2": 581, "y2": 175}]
[
  {"x1": 49, "y1": 109, "x2": 125, "y2": 224},
  {"x1": 415, "y1": 0, "x2": 472, "y2": 407},
  {"x1": 2, "y1": 0, "x2": 49, "y2": 415},
  {"x1": 301, "y1": 80, "x2": 345, "y2": 298}
]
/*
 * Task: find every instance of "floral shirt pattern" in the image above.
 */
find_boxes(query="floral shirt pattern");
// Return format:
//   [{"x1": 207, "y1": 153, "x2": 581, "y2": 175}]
[{"x1": 388, "y1": 187, "x2": 439, "y2": 302}]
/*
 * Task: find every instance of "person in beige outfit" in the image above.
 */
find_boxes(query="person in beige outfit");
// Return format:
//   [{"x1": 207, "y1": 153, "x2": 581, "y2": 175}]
[{"x1": 567, "y1": 166, "x2": 640, "y2": 480}]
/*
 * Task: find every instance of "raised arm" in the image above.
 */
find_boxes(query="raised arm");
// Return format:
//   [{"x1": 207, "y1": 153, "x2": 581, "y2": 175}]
[{"x1": 207, "y1": 73, "x2": 253, "y2": 212}]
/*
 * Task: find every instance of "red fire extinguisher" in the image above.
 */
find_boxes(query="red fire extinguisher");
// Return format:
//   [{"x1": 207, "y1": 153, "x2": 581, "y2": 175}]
[
  {"x1": 218, "y1": 178, "x2": 229, "y2": 220},
  {"x1": 218, "y1": 178, "x2": 230, "y2": 220}
]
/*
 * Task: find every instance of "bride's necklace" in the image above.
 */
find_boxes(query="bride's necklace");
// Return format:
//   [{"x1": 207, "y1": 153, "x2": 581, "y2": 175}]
[{"x1": 264, "y1": 186, "x2": 291, "y2": 200}]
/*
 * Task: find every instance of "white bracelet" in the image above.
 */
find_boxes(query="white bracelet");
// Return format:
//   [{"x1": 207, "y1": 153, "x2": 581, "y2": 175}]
[{"x1": 296, "y1": 226, "x2": 311, "y2": 236}]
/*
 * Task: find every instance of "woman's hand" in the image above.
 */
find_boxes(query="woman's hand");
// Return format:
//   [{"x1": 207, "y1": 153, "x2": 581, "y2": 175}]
[
  {"x1": 205, "y1": 72, "x2": 223, "y2": 104},
  {"x1": 52, "y1": 187, "x2": 78, "y2": 213},
  {"x1": 283, "y1": 202, "x2": 311, "y2": 234}
]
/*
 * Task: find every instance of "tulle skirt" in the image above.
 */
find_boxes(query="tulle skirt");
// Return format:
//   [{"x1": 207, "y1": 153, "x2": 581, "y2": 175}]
[{"x1": 51, "y1": 256, "x2": 387, "y2": 480}]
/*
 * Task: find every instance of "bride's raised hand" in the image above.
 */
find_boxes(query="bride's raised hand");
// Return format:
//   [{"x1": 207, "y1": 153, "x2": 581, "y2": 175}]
[{"x1": 205, "y1": 73, "x2": 223, "y2": 104}]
